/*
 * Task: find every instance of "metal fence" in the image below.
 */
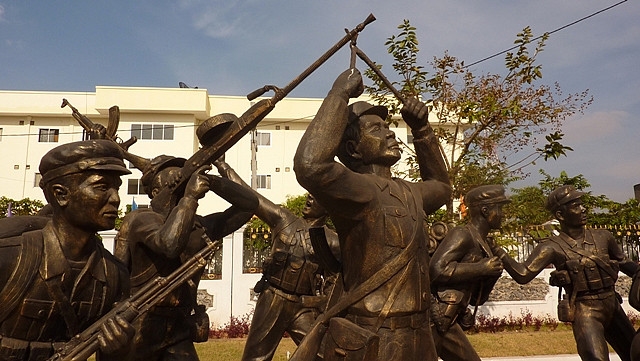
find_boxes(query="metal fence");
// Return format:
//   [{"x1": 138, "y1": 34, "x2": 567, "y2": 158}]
[
  {"x1": 501, "y1": 224, "x2": 640, "y2": 263},
  {"x1": 203, "y1": 224, "x2": 640, "y2": 278}
]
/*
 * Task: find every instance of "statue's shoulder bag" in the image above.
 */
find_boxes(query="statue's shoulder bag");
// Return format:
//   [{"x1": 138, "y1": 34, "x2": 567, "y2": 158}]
[
  {"x1": 189, "y1": 304, "x2": 210, "y2": 343},
  {"x1": 430, "y1": 289, "x2": 466, "y2": 334},
  {"x1": 324, "y1": 317, "x2": 379, "y2": 361}
]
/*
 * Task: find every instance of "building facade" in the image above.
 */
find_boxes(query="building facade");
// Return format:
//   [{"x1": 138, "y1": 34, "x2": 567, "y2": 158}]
[{"x1": 0, "y1": 85, "x2": 425, "y2": 326}]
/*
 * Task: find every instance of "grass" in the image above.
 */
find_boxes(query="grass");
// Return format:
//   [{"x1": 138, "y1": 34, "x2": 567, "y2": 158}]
[
  {"x1": 195, "y1": 338, "x2": 297, "y2": 360},
  {"x1": 194, "y1": 325, "x2": 581, "y2": 360},
  {"x1": 88, "y1": 325, "x2": 589, "y2": 360},
  {"x1": 467, "y1": 325, "x2": 578, "y2": 357}
]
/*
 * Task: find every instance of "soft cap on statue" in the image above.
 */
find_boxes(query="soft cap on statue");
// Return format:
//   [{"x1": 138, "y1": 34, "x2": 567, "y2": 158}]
[
  {"x1": 465, "y1": 185, "x2": 510, "y2": 208},
  {"x1": 348, "y1": 101, "x2": 388, "y2": 124},
  {"x1": 140, "y1": 155, "x2": 187, "y2": 196},
  {"x1": 546, "y1": 185, "x2": 586, "y2": 212},
  {"x1": 39, "y1": 139, "x2": 131, "y2": 188},
  {"x1": 196, "y1": 113, "x2": 237, "y2": 147}
]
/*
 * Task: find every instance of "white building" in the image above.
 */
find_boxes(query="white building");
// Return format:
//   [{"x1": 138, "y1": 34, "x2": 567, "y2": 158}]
[{"x1": 0, "y1": 85, "x2": 427, "y2": 327}]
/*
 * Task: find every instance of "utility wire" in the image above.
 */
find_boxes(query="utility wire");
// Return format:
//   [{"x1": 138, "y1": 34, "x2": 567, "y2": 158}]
[
  {"x1": 464, "y1": 0, "x2": 628, "y2": 68},
  {"x1": 1, "y1": 2, "x2": 626, "y2": 140}
]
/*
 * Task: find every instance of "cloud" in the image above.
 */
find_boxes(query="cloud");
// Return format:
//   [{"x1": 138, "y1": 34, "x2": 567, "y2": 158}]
[
  {"x1": 191, "y1": 6, "x2": 242, "y2": 39},
  {"x1": 0, "y1": 5, "x2": 5, "y2": 22},
  {"x1": 177, "y1": 0, "x2": 250, "y2": 39},
  {"x1": 562, "y1": 110, "x2": 627, "y2": 143}
]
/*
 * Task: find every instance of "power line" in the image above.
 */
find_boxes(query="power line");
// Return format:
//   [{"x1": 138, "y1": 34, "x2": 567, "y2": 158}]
[
  {"x1": 465, "y1": 0, "x2": 628, "y2": 68},
  {"x1": 0, "y1": 115, "x2": 316, "y2": 139}
]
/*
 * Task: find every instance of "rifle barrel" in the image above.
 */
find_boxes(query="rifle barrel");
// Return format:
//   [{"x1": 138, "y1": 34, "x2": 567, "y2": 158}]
[
  {"x1": 273, "y1": 13, "x2": 376, "y2": 102},
  {"x1": 353, "y1": 45, "x2": 406, "y2": 104},
  {"x1": 48, "y1": 240, "x2": 221, "y2": 361},
  {"x1": 154, "y1": 14, "x2": 376, "y2": 216}
]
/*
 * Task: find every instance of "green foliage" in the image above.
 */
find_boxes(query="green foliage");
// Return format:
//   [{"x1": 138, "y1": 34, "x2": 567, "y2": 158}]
[
  {"x1": 364, "y1": 20, "x2": 592, "y2": 218},
  {"x1": 538, "y1": 131, "x2": 573, "y2": 161},
  {"x1": 243, "y1": 194, "x2": 309, "y2": 251},
  {"x1": 244, "y1": 218, "x2": 272, "y2": 252},
  {"x1": 282, "y1": 194, "x2": 307, "y2": 218},
  {"x1": 425, "y1": 208, "x2": 448, "y2": 225},
  {"x1": 504, "y1": 170, "x2": 640, "y2": 236},
  {"x1": 503, "y1": 186, "x2": 549, "y2": 231},
  {"x1": 537, "y1": 169, "x2": 590, "y2": 194},
  {"x1": 365, "y1": 20, "x2": 430, "y2": 126},
  {"x1": 0, "y1": 196, "x2": 45, "y2": 217}
]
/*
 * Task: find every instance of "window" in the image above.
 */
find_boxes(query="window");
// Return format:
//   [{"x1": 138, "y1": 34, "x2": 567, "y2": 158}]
[
  {"x1": 256, "y1": 175, "x2": 271, "y2": 189},
  {"x1": 39, "y1": 129, "x2": 59, "y2": 143},
  {"x1": 255, "y1": 132, "x2": 271, "y2": 146},
  {"x1": 127, "y1": 179, "x2": 145, "y2": 195},
  {"x1": 34, "y1": 173, "x2": 42, "y2": 187},
  {"x1": 131, "y1": 124, "x2": 174, "y2": 140}
]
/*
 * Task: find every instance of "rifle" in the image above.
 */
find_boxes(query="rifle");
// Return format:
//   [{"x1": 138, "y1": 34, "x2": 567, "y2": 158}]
[
  {"x1": 151, "y1": 13, "x2": 376, "y2": 217},
  {"x1": 47, "y1": 236, "x2": 221, "y2": 361},
  {"x1": 61, "y1": 98, "x2": 138, "y2": 150}
]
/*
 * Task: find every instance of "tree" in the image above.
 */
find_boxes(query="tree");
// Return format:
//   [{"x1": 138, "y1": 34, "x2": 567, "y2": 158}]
[
  {"x1": 504, "y1": 170, "x2": 640, "y2": 236},
  {"x1": 364, "y1": 20, "x2": 592, "y2": 219},
  {"x1": 0, "y1": 196, "x2": 45, "y2": 217}
]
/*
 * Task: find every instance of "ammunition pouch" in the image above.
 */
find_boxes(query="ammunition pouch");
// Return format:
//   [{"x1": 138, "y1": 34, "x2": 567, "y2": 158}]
[
  {"x1": 253, "y1": 276, "x2": 269, "y2": 294},
  {"x1": 430, "y1": 290, "x2": 467, "y2": 335},
  {"x1": 564, "y1": 259, "x2": 589, "y2": 293},
  {"x1": 0, "y1": 337, "x2": 28, "y2": 361},
  {"x1": 189, "y1": 305, "x2": 210, "y2": 343},
  {"x1": 0, "y1": 336, "x2": 64, "y2": 361},
  {"x1": 265, "y1": 251, "x2": 318, "y2": 295},
  {"x1": 549, "y1": 270, "x2": 571, "y2": 287},
  {"x1": 324, "y1": 317, "x2": 379, "y2": 361},
  {"x1": 562, "y1": 257, "x2": 616, "y2": 294},
  {"x1": 557, "y1": 295, "x2": 575, "y2": 323},
  {"x1": 582, "y1": 258, "x2": 605, "y2": 291}
]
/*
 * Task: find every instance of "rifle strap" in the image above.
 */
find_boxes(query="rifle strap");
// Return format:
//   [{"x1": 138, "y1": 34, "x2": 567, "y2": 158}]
[
  {"x1": 321, "y1": 182, "x2": 422, "y2": 326},
  {"x1": 45, "y1": 277, "x2": 81, "y2": 336},
  {"x1": 373, "y1": 257, "x2": 414, "y2": 331},
  {"x1": 320, "y1": 232, "x2": 418, "y2": 324},
  {"x1": 0, "y1": 231, "x2": 44, "y2": 323}
]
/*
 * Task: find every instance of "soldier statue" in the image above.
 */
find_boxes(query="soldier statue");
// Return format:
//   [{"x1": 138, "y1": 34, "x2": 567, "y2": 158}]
[
  {"x1": 492, "y1": 185, "x2": 638, "y2": 361},
  {"x1": 115, "y1": 154, "x2": 258, "y2": 361},
  {"x1": 215, "y1": 159, "x2": 339, "y2": 361},
  {"x1": 293, "y1": 68, "x2": 451, "y2": 361},
  {"x1": 429, "y1": 185, "x2": 507, "y2": 361},
  {"x1": 0, "y1": 140, "x2": 135, "y2": 361}
]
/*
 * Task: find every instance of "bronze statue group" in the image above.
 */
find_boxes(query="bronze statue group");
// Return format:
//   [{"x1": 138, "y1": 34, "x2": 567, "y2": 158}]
[{"x1": 3, "y1": 64, "x2": 640, "y2": 361}]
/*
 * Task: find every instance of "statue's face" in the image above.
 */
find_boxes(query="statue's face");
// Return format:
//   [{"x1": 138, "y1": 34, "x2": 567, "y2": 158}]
[
  {"x1": 63, "y1": 171, "x2": 122, "y2": 232},
  {"x1": 486, "y1": 203, "x2": 505, "y2": 230},
  {"x1": 560, "y1": 199, "x2": 587, "y2": 227},
  {"x1": 355, "y1": 115, "x2": 401, "y2": 167},
  {"x1": 302, "y1": 194, "x2": 326, "y2": 220}
]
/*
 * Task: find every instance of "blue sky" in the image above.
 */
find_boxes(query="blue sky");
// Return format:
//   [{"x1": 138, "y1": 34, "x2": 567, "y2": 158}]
[{"x1": 1, "y1": 1, "x2": 639, "y2": 202}]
